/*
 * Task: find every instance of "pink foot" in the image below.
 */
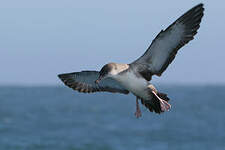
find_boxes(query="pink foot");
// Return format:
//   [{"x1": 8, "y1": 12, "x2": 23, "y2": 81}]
[
  {"x1": 159, "y1": 100, "x2": 171, "y2": 112},
  {"x1": 152, "y1": 91, "x2": 171, "y2": 112},
  {"x1": 134, "y1": 97, "x2": 142, "y2": 118},
  {"x1": 135, "y1": 108, "x2": 142, "y2": 118}
]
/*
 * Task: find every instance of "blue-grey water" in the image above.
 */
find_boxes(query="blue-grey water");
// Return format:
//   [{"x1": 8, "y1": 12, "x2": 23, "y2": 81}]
[{"x1": 0, "y1": 85, "x2": 225, "y2": 150}]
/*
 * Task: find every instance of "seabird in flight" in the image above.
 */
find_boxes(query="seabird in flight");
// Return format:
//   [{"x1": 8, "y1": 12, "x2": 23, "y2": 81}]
[{"x1": 58, "y1": 4, "x2": 204, "y2": 118}]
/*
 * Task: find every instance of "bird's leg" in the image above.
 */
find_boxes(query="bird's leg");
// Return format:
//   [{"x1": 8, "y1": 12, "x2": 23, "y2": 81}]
[
  {"x1": 152, "y1": 91, "x2": 171, "y2": 112},
  {"x1": 134, "y1": 97, "x2": 142, "y2": 118}
]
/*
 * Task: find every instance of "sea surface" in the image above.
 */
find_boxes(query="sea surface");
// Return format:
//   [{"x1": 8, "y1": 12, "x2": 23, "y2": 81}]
[{"x1": 0, "y1": 85, "x2": 225, "y2": 150}]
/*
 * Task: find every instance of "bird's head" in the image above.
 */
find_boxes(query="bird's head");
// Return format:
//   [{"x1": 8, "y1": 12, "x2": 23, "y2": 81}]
[{"x1": 95, "y1": 63, "x2": 117, "y2": 84}]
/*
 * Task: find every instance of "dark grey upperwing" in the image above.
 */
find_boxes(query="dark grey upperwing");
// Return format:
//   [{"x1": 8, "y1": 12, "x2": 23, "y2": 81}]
[
  {"x1": 58, "y1": 71, "x2": 129, "y2": 94},
  {"x1": 130, "y1": 4, "x2": 204, "y2": 81}
]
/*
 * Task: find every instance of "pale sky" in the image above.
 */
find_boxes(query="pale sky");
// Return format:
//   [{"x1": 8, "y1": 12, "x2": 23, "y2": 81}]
[{"x1": 0, "y1": 0, "x2": 224, "y2": 85}]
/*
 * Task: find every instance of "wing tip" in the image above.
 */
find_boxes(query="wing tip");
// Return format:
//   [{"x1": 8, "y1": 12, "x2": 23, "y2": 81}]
[
  {"x1": 175, "y1": 3, "x2": 204, "y2": 43},
  {"x1": 58, "y1": 73, "x2": 69, "y2": 79},
  {"x1": 196, "y1": 3, "x2": 204, "y2": 7},
  {"x1": 57, "y1": 73, "x2": 63, "y2": 80},
  {"x1": 191, "y1": 3, "x2": 204, "y2": 11},
  {"x1": 58, "y1": 72, "x2": 76, "y2": 81}
]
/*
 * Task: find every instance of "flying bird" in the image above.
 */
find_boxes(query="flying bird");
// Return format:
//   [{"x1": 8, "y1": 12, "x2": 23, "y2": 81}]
[{"x1": 58, "y1": 4, "x2": 204, "y2": 118}]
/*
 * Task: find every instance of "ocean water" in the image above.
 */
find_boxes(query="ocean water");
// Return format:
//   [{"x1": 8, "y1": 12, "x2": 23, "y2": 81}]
[{"x1": 0, "y1": 85, "x2": 225, "y2": 150}]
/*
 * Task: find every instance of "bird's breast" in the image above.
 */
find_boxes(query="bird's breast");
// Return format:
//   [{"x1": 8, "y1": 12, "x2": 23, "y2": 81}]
[{"x1": 115, "y1": 71, "x2": 149, "y2": 99}]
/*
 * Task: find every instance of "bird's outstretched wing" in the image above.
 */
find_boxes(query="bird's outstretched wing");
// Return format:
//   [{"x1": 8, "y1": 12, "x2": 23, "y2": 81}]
[
  {"x1": 58, "y1": 71, "x2": 129, "y2": 94},
  {"x1": 130, "y1": 3, "x2": 204, "y2": 81}
]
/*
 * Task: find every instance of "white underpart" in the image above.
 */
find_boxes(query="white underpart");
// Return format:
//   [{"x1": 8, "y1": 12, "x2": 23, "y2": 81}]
[{"x1": 113, "y1": 71, "x2": 150, "y2": 99}]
